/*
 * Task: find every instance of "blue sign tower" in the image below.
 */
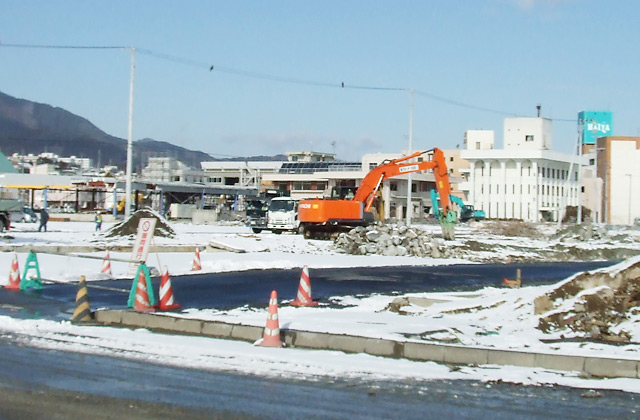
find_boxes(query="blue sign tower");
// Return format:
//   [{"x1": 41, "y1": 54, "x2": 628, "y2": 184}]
[{"x1": 578, "y1": 111, "x2": 613, "y2": 145}]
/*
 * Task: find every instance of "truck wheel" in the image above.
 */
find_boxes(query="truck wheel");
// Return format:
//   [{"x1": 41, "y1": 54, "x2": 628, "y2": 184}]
[
  {"x1": 273, "y1": 230, "x2": 282, "y2": 235},
  {"x1": 252, "y1": 228, "x2": 263, "y2": 234}
]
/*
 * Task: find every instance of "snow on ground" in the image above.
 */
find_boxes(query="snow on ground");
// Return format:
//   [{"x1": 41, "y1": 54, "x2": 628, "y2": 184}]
[{"x1": 1, "y1": 219, "x2": 640, "y2": 394}]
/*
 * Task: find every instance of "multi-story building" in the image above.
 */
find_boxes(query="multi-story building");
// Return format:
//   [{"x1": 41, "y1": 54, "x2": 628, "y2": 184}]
[
  {"x1": 140, "y1": 157, "x2": 205, "y2": 184},
  {"x1": 460, "y1": 117, "x2": 581, "y2": 222}
]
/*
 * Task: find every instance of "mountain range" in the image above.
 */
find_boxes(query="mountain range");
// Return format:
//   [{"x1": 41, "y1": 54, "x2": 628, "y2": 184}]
[{"x1": 0, "y1": 91, "x2": 284, "y2": 171}]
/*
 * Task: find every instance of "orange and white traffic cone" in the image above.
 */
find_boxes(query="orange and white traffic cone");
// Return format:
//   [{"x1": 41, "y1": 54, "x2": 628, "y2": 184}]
[
  {"x1": 259, "y1": 290, "x2": 283, "y2": 347},
  {"x1": 101, "y1": 251, "x2": 112, "y2": 275},
  {"x1": 134, "y1": 269, "x2": 155, "y2": 313},
  {"x1": 290, "y1": 265, "x2": 318, "y2": 307},
  {"x1": 5, "y1": 254, "x2": 21, "y2": 290},
  {"x1": 156, "y1": 266, "x2": 181, "y2": 311},
  {"x1": 191, "y1": 247, "x2": 201, "y2": 271}
]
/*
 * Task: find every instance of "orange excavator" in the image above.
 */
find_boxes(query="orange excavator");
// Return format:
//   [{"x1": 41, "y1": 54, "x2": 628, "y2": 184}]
[{"x1": 298, "y1": 148, "x2": 456, "y2": 239}]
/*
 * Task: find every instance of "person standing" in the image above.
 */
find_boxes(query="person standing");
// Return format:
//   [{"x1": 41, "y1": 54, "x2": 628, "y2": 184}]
[
  {"x1": 38, "y1": 208, "x2": 49, "y2": 232},
  {"x1": 95, "y1": 211, "x2": 102, "y2": 231}
]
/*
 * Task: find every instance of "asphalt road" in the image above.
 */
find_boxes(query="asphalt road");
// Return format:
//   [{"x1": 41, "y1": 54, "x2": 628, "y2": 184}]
[
  {"x1": 2, "y1": 260, "x2": 615, "y2": 320},
  {"x1": 0, "y1": 339, "x2": 637, "y2": 420}
]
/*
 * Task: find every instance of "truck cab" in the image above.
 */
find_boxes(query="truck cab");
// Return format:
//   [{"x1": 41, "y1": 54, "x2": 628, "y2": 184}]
[
  {"x1": 245, "y1": 199, "x2": 269, "y2": 233},
  {"x1": 267, "y1": 197, "x2": 300, "y2": 234}
]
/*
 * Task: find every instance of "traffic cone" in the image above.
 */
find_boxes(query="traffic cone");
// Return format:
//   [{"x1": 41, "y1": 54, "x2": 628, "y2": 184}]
[
  {"x1": 259, "y1": 290, "x2": 283, "y2": 347},
  {"x1": 101, "y1": 251, "x2": 112, "y2": 275},
  {"x1": 191, "y1": 247, "x2": 202, "y2": 271},
  {"x1": 156, "y1": 266, "x2": 181, "y2": 311},
  {"x1": 71, "y1": 275, "x2": 93, "y2": 323},
  {"x1": 290, "y1": 265, "x2": 318, "y2": 307},
  {"x1": 21, "y1": 251, "x2": 42, "y2": 290},
  {"x1": 133, "y1": 269, "x2": 155, "y2": 313},
  {"x1": 5, "y1": 253, "x2": 21, "y2": 290}
]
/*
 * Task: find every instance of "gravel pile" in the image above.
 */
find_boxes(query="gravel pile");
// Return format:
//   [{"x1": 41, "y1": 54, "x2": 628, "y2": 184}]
[{"x1": 333, "y1": 222, "x2": 461, "y2": 258}]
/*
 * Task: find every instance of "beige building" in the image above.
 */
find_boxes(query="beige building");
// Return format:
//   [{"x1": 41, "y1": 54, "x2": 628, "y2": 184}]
[{"x1": 592, "y1": 137, "x2": 640, "y2": 225}]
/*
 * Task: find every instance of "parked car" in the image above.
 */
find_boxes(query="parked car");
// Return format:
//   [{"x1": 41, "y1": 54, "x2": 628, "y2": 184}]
[{"x1": 13, "y1": 206, "x2": 38, "y2": 223}]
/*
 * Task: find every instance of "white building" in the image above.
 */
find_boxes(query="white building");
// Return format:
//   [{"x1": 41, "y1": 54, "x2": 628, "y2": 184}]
[
  {"x1": 460, "y1": 118, "x2": 581, "y2": 222},
  {"x1": 140, "y1": 157, "x2": 205, "y2": 184}
]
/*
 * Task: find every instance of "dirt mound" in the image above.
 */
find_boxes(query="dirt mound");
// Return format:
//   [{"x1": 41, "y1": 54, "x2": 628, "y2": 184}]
[
  {"x1": 104, "y1": 208, "x2": 176, "y2": 238},
  {"x1": 479, "y1": 221, "x2": 541, "y2": 238},
  {"x1": 535, "y1": 258, "x2": 640, "y2": 343}
]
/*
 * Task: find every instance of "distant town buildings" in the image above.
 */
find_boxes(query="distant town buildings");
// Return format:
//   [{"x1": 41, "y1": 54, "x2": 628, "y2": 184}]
[{"x1": 1, "y1": 109, "x2": 637, "y2": 226}]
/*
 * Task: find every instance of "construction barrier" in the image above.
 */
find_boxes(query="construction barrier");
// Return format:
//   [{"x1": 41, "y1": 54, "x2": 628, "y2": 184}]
[
  {"x1": 21, "y1": 251, "x2": 42, "y2": 290},
  {"x1": 191, "y1": 247, "x2": 202, "y2": 271},
  {"x1": 101, "y1": 251, "x2": 112, "y2": 275},
  {"x1": 127, "y1": 263, "x2": 156, "y2": 312},
  {"x1": 156, "y1": 266, "x2": 180, "y2": 311},
  {"x1": 290, "y1": 265, "x2": 318, "y2": 307},
  {"x1": 5, "y1": 253, "x2": 21, "y2": 290},
  {"x1": 71, "y1": 275, "x2": 93, "y2": 323},
  {"x1": 259, "y1": 290, "x2": 283, "y2": 347}
]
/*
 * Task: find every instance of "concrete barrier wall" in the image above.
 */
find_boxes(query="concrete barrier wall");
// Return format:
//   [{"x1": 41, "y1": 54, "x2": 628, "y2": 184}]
[{"x1": 94, "y1": 310, "x2": 640, "y2": 379}]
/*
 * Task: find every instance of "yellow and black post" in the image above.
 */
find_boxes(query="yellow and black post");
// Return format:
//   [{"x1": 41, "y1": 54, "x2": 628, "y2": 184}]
[{"x1": 71, "y1": 275, "x2": 93, "y2": 323}]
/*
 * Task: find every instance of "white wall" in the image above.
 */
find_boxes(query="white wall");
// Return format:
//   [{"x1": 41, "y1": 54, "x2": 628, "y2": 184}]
[
  {"x1": 609, "y1": 140, "x2": 640, "y2": 224},
  {"x1": 504, "y1": 117, "x2": 552, "y2": 151},
  {"x1": 465, "y1": 130, "x2": 494, "y2": 150}
]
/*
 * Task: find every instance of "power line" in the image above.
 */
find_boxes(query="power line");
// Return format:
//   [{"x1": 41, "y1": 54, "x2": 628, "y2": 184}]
[
  {"x1": 0, "y1": 42, "x2": 127, "y2": 50},
  {"x1": 1, "y1": 42, "x2": 578, "y2": 122}
]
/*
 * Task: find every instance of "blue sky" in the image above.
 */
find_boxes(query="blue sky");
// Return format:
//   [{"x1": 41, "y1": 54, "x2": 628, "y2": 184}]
[{"x1": 1, "y1": 0, "x2": 638, "y2": 161}]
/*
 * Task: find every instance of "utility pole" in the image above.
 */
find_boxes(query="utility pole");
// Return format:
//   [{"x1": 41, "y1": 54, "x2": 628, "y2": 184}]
[
  {"x1": 125, "y1": 47, "x2": 135, "y2": 219},
  {"x1": 406, "y1": 89, "x2": 414, "y2": 225}
]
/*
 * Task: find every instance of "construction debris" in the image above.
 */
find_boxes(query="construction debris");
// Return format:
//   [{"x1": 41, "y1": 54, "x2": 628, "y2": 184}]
[{"x1": 333, "y1": 222, "x2": 461, "y2": 258}]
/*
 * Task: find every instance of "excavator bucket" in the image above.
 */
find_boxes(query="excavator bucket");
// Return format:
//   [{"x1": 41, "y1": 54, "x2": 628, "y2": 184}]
[{"x1": 439, "y1": 210, "x2": 457, "y2": 240}]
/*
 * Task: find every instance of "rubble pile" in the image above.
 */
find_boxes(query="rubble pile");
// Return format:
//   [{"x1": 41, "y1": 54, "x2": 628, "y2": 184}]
[
  {"x1": 535, "y1": 259, "x2": 640, "y2": 343},
  {"x1": 479, "y1": 220, "x2": 541, "y2": 238},
  {"x1": 551, "y1": 223, "x2": 610, "y2": 242},
  {"x1": 334, "y1": 222, "x2": 460, "y2": 258},
  {"x1": 104, "y1": 208, "x2": 176, "y2": 238}
]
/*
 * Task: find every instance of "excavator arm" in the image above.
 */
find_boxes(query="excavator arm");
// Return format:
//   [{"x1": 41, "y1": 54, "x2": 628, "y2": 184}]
[{"x1": 353, "y1": 148, "x2": 452, "y2": 216}]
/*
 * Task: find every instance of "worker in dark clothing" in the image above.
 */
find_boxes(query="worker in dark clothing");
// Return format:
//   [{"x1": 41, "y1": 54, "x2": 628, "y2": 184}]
[{"x1": 38, "y1": 209, "x2": 49, "y2": 232}]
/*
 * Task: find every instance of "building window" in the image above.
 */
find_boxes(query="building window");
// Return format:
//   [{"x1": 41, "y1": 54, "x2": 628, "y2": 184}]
[
  {"x1": 293, "y1": 182, "x2": 313, "y2": 191},
  {"x1": 589, "y1": 158, "x2": 595, "y2": 165},
  {"x1": 390, "y1": 182, "x2": 397, "y2": 191},
  {"x1": 411, "y1": 183, "x2": 417, "y2": 193},
  {"x1": 525, "y1": 135, "x2": 534, "y2": 142},
  {"x1": 450, "y1": 157, "x2": 454, "y2": 162},
  {"x1": 476, "y1": 142, "x2": 481, "y2": 150},
  {"x1": 369, "y1": 163, "x2": 377, "y2": 170}
]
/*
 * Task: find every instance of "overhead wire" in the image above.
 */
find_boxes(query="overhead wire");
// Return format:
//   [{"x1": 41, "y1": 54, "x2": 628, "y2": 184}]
[{"x1": 0, "y1": 42, "x2": 577, "y2": 122}]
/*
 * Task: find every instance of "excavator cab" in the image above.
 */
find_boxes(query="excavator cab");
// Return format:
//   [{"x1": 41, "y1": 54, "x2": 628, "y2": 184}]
[{"x1": 330, "y1": 186, "x2": 357, "y2": 200}]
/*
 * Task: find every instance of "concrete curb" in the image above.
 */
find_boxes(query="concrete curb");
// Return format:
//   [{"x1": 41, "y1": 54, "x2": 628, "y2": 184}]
[{"x1": 94, "y1": 309, "x2": 640, "y2": 380}]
